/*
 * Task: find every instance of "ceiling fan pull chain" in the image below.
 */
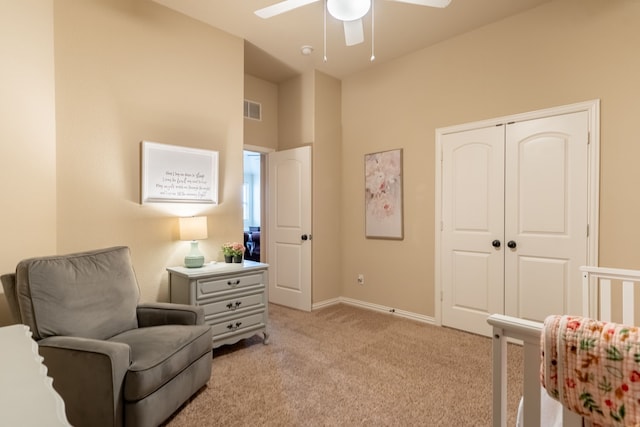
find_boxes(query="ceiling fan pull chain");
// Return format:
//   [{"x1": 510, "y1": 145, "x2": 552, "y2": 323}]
[
  {"x1": 323, "y1": 0, "x2": 328, "y2": 62},
  {"x1": 370, "y1": 0, "x2": 375, "y2": 61}
]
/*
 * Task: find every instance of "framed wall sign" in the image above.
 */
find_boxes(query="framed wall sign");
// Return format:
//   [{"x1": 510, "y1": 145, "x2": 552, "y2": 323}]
[
  {"x1": 141, "y1": 141, "x2": 219, "y2": 204},
  {"x1": 365, "y1": 148, "x2": 403, "y2": 239}
]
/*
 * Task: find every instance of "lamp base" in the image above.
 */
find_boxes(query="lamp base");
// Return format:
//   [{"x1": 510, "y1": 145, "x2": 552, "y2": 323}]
[{"x1": 184, "y1": 241, "x2": 205, "y2": 268}]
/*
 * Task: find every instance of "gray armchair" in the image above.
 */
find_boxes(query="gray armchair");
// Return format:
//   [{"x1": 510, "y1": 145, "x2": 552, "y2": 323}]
[{"x1": 1, "y1": 246, "x2": 212, "y2": 427}]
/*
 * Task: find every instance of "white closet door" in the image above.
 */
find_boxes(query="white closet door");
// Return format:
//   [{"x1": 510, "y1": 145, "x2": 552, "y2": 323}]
[
  {"x1": 440, "y1": 110, "x2": 590, "y2": 337},
  {"x1": 504, "y1": 111, "x2": 589, "y2": 321},
  {"x1": 441, "y1": 126, "x2": 505, "y2": 336}
]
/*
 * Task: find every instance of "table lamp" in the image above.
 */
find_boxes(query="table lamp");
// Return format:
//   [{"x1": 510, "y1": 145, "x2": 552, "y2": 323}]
[{"x1": 179, "y1": 216, "x2": 208, "y2": 268}]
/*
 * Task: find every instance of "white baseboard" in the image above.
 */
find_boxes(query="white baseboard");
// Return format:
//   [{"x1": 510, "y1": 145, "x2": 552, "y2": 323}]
[
  {"x1": 312, "y1": 297, "x2": 435, "y2": 325},
  {"x1": 311, "y1": 298, "x2": 341, "y2": 310}
]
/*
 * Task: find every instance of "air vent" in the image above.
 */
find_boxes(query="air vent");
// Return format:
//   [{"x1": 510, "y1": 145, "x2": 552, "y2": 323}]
[{"x1": 243, "y1": 99, "x2": 262, "y2": 121}]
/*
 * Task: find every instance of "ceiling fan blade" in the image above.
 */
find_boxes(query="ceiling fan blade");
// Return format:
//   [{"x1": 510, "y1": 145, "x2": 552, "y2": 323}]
[
  {"x1": 387, "y1": 0, "x2": 451, "y2": 7},
  {"x1": 255, "y1": 0, "x2": 320, "y2": 19},
  {"x1": 343, "y1": 19, "x2": 364, "y2": 46}
]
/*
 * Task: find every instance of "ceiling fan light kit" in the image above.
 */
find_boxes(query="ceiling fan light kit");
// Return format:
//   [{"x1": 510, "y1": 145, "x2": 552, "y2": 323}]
[
  {"x1": 255, "y1": 0, "x2": 451, "y2": 61},
  {"x1": 327, "y1": 0, "x2": 370, "y2": 21}
]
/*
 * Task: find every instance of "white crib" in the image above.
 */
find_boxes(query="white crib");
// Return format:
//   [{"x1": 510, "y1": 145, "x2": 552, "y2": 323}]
[{"x1": 487, "y1": 266, "x2": 640, "y2": 427}]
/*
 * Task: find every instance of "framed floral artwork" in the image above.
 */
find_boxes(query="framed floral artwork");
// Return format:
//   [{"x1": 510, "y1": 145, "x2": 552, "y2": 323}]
[{"x1": 365, "y1": 148, "x2": 403, "y2": 239}]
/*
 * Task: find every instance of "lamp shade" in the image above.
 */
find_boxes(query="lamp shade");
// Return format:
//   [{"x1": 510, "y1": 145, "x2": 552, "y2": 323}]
[{"x1": 179, "y1": 216, "x2": 208, "y2": 241}]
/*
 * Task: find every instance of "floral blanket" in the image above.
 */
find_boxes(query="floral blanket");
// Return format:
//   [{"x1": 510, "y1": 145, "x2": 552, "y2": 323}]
[{"x1": 541, "y1": 315, "x2": 640, "y2": 427}]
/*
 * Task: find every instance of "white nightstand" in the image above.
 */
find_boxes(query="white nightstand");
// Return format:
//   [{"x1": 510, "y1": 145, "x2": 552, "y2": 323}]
[{"x1": 167, "y1": 261, "x2": 269, "y2": 348}]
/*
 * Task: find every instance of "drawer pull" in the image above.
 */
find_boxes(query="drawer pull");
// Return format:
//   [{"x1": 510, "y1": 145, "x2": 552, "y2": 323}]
[
  {"x1": 226, "y1": 321, "x2": 242, "y2": 330},
  {"x1": 226, "y1": 279, "x2": 241, "y2": 287},
  {"x1": 226, "y1": 301, "x2": 242, "y2": 311}
]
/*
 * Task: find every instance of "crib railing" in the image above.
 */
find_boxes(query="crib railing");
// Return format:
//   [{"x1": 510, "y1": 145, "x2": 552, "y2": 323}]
[
  {"x1": 581, "y1": 265, "x2": 638, "y2": 324},
  {"x1": 487, "y1": 314, "x2": 582, "y2": 427},
  {"x1": 488, "y1": 265, "x2": 640, "y2": 427}
]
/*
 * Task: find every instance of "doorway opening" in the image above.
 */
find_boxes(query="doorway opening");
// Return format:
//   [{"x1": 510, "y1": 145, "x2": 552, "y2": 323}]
[{"x1": 243, "y1": 150, "x2": 262, "y2": 261}]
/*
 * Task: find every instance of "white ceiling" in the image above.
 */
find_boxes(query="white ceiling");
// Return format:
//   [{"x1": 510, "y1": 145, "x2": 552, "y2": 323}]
[{"x1": 152, "y1": 0, "x2": 552, "y2": 83}]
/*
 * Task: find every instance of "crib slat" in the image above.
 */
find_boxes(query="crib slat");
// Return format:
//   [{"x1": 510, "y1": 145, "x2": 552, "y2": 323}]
[
  {"x1": 491, "y1": 326, "x2": 507, "y2": 427},
  {"x1": 522, "y1": 340, "x2": 541, "y2": 426},
  {"x1": 582, "y1": 271, "x2": 593, "y2": 318},
  {"x1": 623, "y1": 280, "x2": 635, "y2": 325},
  {"x1": 600, "y1": 278, "x2": 612, "y2": 321}
]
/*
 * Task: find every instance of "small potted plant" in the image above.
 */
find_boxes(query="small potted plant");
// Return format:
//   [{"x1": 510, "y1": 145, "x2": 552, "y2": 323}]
[{"x1": 222, "y1": 242, "x2": 245, "y2": 263}]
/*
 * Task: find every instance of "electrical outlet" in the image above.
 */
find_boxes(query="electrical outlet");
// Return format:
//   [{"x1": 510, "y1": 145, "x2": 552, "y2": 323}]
[{"x1": 357, "y1": 274, "x2": 364, "y2": 285}]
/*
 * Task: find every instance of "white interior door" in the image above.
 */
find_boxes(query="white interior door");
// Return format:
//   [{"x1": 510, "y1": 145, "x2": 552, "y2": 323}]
[
  {"x1": 440, "y1": 110, "x2": 591, "y2": 337},
  {"x1": 267, "y1": 146, "x2": 312, "y2": 311},
  {"x1": 504, "y1": 111, "x2": 589, "y2": 321},
  {"x1": 441, "y1": 126, "x2": 506, "y2": 336}
]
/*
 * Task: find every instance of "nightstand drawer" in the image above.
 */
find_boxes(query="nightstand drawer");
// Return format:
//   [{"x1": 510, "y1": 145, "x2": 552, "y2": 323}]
[
  {"x1": 197, "y1": 273, "x2": 263, "y2": 297},
  {"x1": 211, "y1": 312, "x2": 265, "y2": 337},
  {"x1": 167, "y1": 261, "x2": 269, "y2": 349},
  {"x1": 203, "y1": 291, "x2": 266, "y2": 318}
]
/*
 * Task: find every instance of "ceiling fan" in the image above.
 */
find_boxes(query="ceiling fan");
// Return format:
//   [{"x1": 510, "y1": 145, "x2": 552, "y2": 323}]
[{"x1": 255, "y1": 0, "x2": 451, "y2": 47}]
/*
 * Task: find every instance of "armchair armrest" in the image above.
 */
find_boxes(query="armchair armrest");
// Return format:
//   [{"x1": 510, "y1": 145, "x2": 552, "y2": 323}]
[
  {"x1": 136, "y1": 302, "x2": 205, "y2": 327},
  {"x1": 38, "y1": 336, "x2": 131, "y2": 427}
]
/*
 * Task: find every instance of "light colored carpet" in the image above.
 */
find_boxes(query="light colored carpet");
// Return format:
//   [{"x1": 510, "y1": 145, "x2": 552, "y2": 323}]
[{"x1": 165, "y1": 303, "x2": 523, "y2": 426}]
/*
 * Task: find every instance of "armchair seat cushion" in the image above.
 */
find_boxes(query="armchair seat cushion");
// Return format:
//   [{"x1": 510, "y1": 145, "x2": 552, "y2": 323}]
[{"x1": 110, "y1": 324, "x2": 212, "y2": 401}]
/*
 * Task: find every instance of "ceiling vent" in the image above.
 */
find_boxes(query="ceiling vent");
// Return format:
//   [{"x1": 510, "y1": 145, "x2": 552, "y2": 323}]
[{"x1": 244, "y1": 100, "x2": 262, "y2": 121}]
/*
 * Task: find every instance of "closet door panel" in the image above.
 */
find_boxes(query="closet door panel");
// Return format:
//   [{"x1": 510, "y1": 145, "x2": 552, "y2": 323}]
[
  {"x1": 519, "y1": 135, "x2": 567, "y2": 233},
  {"x1": 504, "y1": 112, "x2": 589, "y2": 320},
  {"x1": 441, "y1": 126, "x2": 505, "y2": 336},
  {"x1": 517, "y1": 256, "x2": 568, "y2": 322}
]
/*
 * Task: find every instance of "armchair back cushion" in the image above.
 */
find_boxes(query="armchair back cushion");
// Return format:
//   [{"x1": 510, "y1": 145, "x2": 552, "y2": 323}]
[{"x1": 15, "y1": 246, "x2": 139, "y2": 340}]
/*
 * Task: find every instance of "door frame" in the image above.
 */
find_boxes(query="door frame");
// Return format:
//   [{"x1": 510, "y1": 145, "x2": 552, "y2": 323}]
[{"x1": 434, "y1": 99, "x2": 600, "y2": 327}]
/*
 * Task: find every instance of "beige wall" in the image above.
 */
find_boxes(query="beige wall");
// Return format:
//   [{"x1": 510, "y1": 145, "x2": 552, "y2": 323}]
[
  {"x1": 53, "y1": 0, "x2": 244, "y2": 305},
  {"x1": 312, "y1": 71, "x2": 342, "y2": 303},
  {"x1": 278, "y1": 71, "x2": 315, "y2": 149},
  {"x1": 0, "y1": 0, "x2": 245, "y2": 325},
  {"x1": 341, "y1": 0, "x2": 640, "y2": 317},
  {"x1": 0, "y1": 0, "x2": 57, "y2": 325},
  {"x1": 244, "y1": 74, "x2": 278, "y2": 150}
]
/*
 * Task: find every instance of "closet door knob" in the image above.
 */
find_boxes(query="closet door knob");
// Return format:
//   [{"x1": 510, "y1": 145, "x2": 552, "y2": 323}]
[
  {"x1": 507, "y1": 240, "x2": 517, "y2": 249},
  {"x1": 492, "y1": 240, "x2": 501, "y2": 248}
]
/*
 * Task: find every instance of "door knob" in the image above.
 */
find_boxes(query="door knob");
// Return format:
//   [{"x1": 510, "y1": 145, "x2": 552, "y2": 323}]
[
  {"x1": 492, "y1": 240, "x2": 501, "y2": 248},
  {"x1": 507, "y1": 240, "x2": 517, "y2": 249},
  {"x1": 301, "y1": 234, "x2": 308, "y2": 241}
]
